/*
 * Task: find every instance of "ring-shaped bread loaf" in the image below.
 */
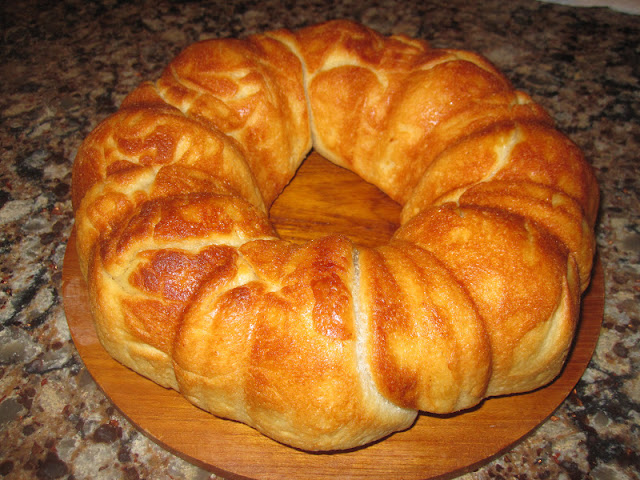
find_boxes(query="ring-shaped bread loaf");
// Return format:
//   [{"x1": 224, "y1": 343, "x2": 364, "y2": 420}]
[{"x1": 71, "y1": 20, "x2": 599, "y2": 451}]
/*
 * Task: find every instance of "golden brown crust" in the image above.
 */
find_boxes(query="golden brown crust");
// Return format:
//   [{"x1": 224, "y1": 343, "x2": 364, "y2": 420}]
[
  {"x1": 88, "y1": 192, "x2": 276, "y2": 389},
  {"x1": 174, "y1": 235, "x2": 416, "y2": 450},
  {"x1": 395, "y1": 204, "x2": 581, "y2": 395},
  {"x1": 71, "y1": 100, "x2": 265, "y2": 212},
  {"x1": 452, "y1": 180, "x2": 595, "y2": 291},
  {"x1": 402, "y1": 120, "x2": 599, "y2": 226},
  {"x1": 71, "y1": 20, "x2": 599, "y2": 451},
  {"x1": 156, "y1": 33, "x2": 311, "y2": 206},
  {"x1": 294, "y1": 20, "x2": 521, "y2": 204},
  {"x1": 358, "y1": 243, "x2": 492, "y2": 412}
]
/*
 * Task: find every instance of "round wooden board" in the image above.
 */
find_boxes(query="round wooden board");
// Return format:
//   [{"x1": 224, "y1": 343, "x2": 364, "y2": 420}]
[{"x1": 62, "y1": 153, "x2": 604, "y2": 480}]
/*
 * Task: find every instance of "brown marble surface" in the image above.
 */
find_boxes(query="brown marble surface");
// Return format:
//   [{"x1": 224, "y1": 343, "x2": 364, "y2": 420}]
[{"x1": 1, "y1": 0, "x2": 638, "y2": 479}]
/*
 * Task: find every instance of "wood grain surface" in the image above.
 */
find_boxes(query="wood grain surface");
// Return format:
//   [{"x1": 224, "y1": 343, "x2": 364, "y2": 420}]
[{"x1": 63, "y1": 153, "x2": 604, "y2": 480}]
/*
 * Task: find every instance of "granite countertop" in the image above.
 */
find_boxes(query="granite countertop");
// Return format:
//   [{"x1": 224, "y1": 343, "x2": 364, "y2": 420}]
[{"x1": 1, "y1": 0, "x2": 638, "y2": 478}]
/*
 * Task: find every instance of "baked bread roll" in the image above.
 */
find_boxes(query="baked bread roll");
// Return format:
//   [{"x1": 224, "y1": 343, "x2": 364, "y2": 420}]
[{"x1": 71, "y1": 20, "x2": 599, "y2": 451}]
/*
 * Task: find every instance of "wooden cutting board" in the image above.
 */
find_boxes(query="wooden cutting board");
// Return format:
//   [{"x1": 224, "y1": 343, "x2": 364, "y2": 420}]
[{"x1": 62, "y1": 153, "x2": 604, "y2": 480}]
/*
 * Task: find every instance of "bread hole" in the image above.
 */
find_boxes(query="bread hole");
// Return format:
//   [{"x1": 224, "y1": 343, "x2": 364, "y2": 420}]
[{"x1": 269, "y1": 152, "x2": 402, "y2": 248}]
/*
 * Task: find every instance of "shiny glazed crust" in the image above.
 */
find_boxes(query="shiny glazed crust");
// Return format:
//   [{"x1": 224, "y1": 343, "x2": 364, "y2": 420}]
[{"x1": 71, "y1": 20, "x2": 599, "y2": 451}]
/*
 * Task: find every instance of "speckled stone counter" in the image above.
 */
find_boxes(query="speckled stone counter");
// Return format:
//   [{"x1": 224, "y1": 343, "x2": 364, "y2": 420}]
[{"x1": 1, "y1": 1, "x2": 638, "y2": 479}]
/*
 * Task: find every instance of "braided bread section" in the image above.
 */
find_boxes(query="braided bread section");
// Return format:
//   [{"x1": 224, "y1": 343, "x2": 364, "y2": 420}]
[
  {"x1": 155, "y1": 31, "x2": 311, "y2": 206},
  {"x1": 71, "y1": 20, "x2": 599, "y2": 451},
  {"x1": 288, "y1": 20, "x2": 554, "y2": 204},
  {"x1": 173, "y1": 236, "x2": 416, "y2": 450}
]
